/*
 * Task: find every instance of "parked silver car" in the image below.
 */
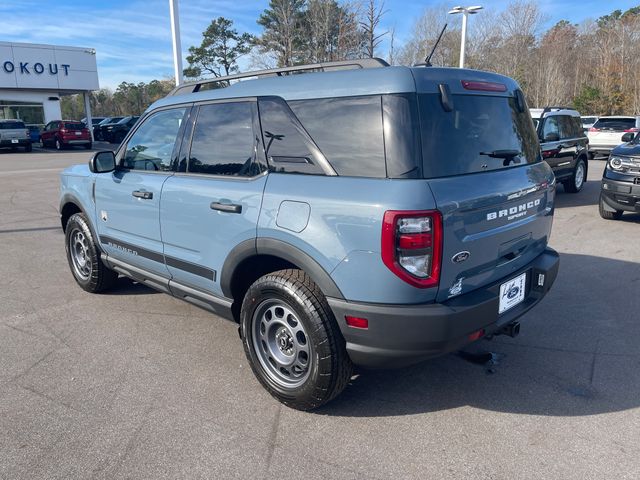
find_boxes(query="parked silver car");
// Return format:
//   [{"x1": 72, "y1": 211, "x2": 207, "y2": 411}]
[{"x1": 0, "y1": 119, "x2": 32, "y2": 152}]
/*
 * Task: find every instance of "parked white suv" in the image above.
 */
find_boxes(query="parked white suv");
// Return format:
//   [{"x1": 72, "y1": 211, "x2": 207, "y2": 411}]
[{"x1": 587, "y1": 116, "x2": 640, "y2": 157}]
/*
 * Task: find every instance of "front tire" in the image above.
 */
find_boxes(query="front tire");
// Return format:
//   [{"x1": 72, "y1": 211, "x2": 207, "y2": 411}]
[
  {"x1": 599, "y1": 194, "x2": 623, "y2": 220},
  {"x1": 65, "y1": 213, "x2": 118, "y2": 292},
  {"x1": 241, "y1": 269, "x2": 352, "y2": 411},
  {"x1": 564, "y1": 158, "x2": 586, "y2": 193}
]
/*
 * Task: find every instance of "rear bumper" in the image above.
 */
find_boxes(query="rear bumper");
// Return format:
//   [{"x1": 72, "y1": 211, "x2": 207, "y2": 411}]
[
  {"x1": 328, "y1": 248, "x2": 560, "y2": 368},
  {"x1": 601, "y1": 178, "x2": 640, "y2": 212},
  {"x1": 0, "y1": 139, "x2": 30, "y2": 147}
]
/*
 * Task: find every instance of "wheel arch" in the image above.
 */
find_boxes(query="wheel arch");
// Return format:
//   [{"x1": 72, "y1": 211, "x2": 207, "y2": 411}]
[
  {"x1": 221, "y1": 238, "x2": 345, "y2": 320},
  {"x1": 59, "y1": 194, "x2": 101, "y2": 249}
]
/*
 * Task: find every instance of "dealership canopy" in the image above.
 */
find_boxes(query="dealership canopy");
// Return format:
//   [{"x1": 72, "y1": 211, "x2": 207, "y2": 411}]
[{"x1": 0, "y1": 42, "x2": 99, "y2": 135}]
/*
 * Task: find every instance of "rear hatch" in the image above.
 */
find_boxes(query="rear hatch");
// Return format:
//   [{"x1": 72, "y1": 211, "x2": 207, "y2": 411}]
[
  {"x1": 0, "y1": 121, "x2": 28, "y2": 141},
  {"x1": 588, "y1": 117, "x2": 638, "y2": 147},
  {"x1": 413, "y1": 72, "x2": 555, "y2": 302},
  {"x1": 61, "y1": 122, "x2": 89, "y2": 139}
]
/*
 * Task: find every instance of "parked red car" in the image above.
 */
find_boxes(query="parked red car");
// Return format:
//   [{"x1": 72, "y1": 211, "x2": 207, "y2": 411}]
[{"x1": 41, "y1": 120, "x2": 92, "y2": 150}]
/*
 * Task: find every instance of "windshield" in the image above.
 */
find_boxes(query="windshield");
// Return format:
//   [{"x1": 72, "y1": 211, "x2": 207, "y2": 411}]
[{"x1": 419, "y1": 94, "x2": 540, "y2": 178}]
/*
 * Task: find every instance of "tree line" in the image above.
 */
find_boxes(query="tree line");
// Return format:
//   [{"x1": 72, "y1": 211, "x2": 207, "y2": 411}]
[{"x1": 62, "y1": 1, "x2": 639, "y2": 119}]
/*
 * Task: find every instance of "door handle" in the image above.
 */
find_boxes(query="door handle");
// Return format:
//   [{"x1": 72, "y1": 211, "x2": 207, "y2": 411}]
[
  {"x1": 210, "y1": 202, "x2": 242, "y2": 214},
  {"x1": 132, "y1": 190, "x2": 153, "y2": 200}
]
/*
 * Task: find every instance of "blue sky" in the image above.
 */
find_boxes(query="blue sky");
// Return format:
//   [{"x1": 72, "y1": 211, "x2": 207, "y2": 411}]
[{"x1": 0, "y1": 0, "x2": 636, "y2": 89}]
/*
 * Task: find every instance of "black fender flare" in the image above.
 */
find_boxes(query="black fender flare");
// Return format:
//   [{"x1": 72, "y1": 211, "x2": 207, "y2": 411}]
[
  {"x1": 220, "y1": 237, "x2": 344, "y2": 300},
  {"x1": 59, "y1": 193, "x2": 102, "y2": 251}
]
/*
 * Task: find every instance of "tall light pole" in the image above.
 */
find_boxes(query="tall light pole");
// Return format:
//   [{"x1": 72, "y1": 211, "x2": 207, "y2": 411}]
[
  {"x1": 448, "y1": 5, "x2": 483, "y2": 68},
  {"x1": 169, "y1": 0, "x2": 183, "y2": 86}
]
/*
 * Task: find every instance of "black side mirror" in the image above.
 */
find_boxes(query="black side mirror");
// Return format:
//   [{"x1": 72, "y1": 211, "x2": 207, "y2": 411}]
[
  {"x1": 89, "y1": 150, "x2": 116, "y2": 173},
  {"x1": 544, "y1": 132, "x2": 560, "y2": 142},
  {"x1": 621, "y1": 132, "x2": 635, "y2": 143}
]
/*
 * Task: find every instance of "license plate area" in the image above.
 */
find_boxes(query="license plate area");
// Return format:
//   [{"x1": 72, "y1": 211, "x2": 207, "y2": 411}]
[
  {"x1": 499, "y1": 272, "x2": 527, "y2": 314},
  {"x1": 75, "y1": 131, "x2": 81, "y2": 136},
  {"x1": 11, "y1": 139, "x2": 18, "y2": 143}
]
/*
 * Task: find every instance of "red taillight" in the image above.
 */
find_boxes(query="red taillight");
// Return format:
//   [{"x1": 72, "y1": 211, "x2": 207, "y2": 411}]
[
  {"x1": 468, "y1": 329, "x2": 485, "y2": 342},
  {"x1": 624, "y1": 128, "x2": 639, "y2": 132},
  {"x1": 461, "y1": 80, "x2": 507, "y2": 92},
  {"x1": 589, "y1": 127, "x2": 599, "y2": 132},
  {"x1": 345, "y1": 316, "x2": 369, "y2": 329},
  {"x1": 381, "y1": 210, "x2": 442, "y2": 288}
]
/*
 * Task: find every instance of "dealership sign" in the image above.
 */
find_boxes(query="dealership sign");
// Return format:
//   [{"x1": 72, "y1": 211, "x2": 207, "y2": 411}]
[{"x1": 0, "y1": 41, "x2": 99, "y2": 91}]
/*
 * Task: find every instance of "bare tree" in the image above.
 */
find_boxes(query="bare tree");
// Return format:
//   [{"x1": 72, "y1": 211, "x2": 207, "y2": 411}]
[{"x1": 359, "y1": 0, "x2": 387, "y2": 58}]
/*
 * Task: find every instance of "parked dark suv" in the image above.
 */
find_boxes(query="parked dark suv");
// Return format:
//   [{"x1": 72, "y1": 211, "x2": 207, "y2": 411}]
[
  {"x1": 103, "y1": 116, "x2": 139, "y2": 144},
  {"x1": 531, "y1": 107, "x2": 589, "y2": 193},
  {"x1": 60, "y1": 59, "x2": 559, "y2": 410},
  {"x1": 599, "y1": 131, "x2": 640, "y2": 220},
  {"x1": 93, "y1": 117, "x2": 124, "y2": 141},
  {"x1": 41, "y1": 120, "x2": 92, "y2": 150}
]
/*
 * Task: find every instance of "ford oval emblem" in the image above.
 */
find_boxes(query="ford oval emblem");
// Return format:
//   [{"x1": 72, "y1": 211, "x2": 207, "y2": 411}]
[
  {"x1": 507, "y1": 286, "x2": 520, "y2": 299},
  {"x1": 451, "y1": 251, "x2": 470, "y2": 264}
]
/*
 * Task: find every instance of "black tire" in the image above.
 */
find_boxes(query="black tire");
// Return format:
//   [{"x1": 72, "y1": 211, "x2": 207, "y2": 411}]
[
  {"x1": 24, "y1": 143, "x2": 32, "y2": 152},
  {"x1": 599, "y1": 194, "x2": 623, "y2": 220},
  {"x1": 564, "y1": 158, "x2": 586, "y2": 193},
  {"x1": 55, "y1": 138, "x2": 63, "y2": 150},
  {"x1": 240, "y1": 269, "x2": 352, "y2": 411},
  {"x1": 64, "y1": 213, "x2": 118, "y2": 292},
  {"x1": 84, "y1": 142, "x2": 92, "y2": 150}
]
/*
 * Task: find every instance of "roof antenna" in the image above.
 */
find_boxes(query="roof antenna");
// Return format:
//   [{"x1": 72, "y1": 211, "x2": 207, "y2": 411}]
[{"x1": 420, "y1": 23, "x2": 448, "y2": 67}]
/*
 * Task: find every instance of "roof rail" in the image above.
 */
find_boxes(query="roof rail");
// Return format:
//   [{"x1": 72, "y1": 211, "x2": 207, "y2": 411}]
[{"x1": 169, "y1": 58, "x2": 390, "y2": 96}]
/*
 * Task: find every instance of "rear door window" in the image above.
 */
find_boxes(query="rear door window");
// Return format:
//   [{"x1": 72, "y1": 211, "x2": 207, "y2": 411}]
[
  {"x1": 187, "y1": 102, "x2": 261, "y2": 177},
  {"x1": 418, "y1": 94, "x2": 540, "y2": 178},
  {"x1": 593, "y1": 118, "x2": 635, "y2": 132}
]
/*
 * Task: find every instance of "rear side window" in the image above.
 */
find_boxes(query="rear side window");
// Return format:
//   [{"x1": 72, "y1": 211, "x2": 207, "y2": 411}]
[
  {"x1": 289, "y1": 96, "x2": 386, "y2": 178},
  {"x1": 258, "y1": 98, "x2": 326, "y2": 175},
  {"x1": 0, "y1": 121, "x2": 25, "y2": 129},
  {"x1": 64, "y1": 122, "x2": 85, "y2": 130},
  {"x1": 542, "y1": 116, "x2": 560, "y2": 141},
  {"x1": 123, "y1": 107, "x2": 186, "y2": 171},
  {"x1": 188, "y1": 102, "x2": 260, "y2": 177},
  {"x1": 419, "y1": 94, "x2": 540, "y2": 178},
  {"x1": 593, "y1": 118, "x2": 636, "y2": 132}
]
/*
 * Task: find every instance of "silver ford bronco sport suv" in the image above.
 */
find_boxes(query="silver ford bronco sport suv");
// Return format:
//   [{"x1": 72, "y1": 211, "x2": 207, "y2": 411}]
[{"x1": 59, "y1": 59, "x2": 559, "y2": 410}]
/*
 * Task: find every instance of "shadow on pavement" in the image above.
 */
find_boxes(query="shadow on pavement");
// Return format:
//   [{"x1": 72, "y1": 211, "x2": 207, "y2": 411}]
[{"x1": 320, "y1": 252, "x2": 640, "y2": 418}]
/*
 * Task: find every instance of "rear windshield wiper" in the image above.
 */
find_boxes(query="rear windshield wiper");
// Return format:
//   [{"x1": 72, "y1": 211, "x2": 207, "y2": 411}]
[{"x1": 480, "y1": 149, "x2": 521, "y2": 166}]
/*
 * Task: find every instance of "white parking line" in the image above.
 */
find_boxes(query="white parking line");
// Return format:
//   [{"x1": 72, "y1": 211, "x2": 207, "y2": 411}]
[{"x1": 0, "y1": 167, "x2": 63, "y2": 176}]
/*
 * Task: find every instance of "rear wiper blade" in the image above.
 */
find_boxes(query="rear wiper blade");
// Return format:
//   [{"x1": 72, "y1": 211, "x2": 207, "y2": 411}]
[
  {"x1": 479, "y1": 149, "x2": 521, "y2": 158},
  {"x1": 480, "y1": 149, "x2": 522, "y2": 166}
]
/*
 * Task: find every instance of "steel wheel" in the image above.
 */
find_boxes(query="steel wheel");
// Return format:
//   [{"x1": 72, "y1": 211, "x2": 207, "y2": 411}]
[
  {"x1": 251, "y1": 299, "x2": 311, "y2": 388},
  {"x1": 70, "y1": 228, "x2": 92, "y2": 280}
]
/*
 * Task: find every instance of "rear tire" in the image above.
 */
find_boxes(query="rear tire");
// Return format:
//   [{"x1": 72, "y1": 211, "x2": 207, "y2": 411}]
[
  {"x1": 65, "y1": 213, "x2": 118, "y2": 292},
  {"x1": 24, "y1": 143, "x2": 32, "y2": 152},
  {"x1": 55, "y1": 138, "x2": 63, "y2": 150},
  {"x1": 564, "y1": 158, "x2": 586, "y2": 193},
  {"x1": 84, "y1": 142, "x2": 92, "y2": 150},
  {"x1": 240, "y1": 269, "x2": 352, "y2": 411},
  {"x1": 599, "y1": 194, "x2": 623, "y2": 220}
]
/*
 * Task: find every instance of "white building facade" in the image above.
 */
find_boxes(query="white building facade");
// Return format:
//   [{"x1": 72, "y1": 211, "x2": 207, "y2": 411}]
[{"x1": 0, "y1": 42, "x2": 99, "y2": 130}]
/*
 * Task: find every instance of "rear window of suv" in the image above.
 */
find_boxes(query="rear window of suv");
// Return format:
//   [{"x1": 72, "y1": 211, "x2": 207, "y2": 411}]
[
  {"x1": 63, "y1": 122, "x2": 85, "y2": 130},
  {"x1": 0, "y1": 121, "x2": 25, "y2": 129},
  {"x1": 419, "y1": 94, "x2": 540, "y2": 178},
  {"x1": 592, "y1": 118, "x2": 636, "y2": 132}
]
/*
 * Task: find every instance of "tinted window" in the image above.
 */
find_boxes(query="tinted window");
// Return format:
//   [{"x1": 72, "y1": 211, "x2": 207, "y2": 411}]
[
  {"x1": 581, "y1": 117, "x2": 597, "y2": 125},
  {"x1": 289, "y1": 96, "x2": 386, "y2": 177},
  {"x1": 592, "y1": 118, "x2": 636, "y2": 132},
  {"x1": 558, "y1": 116, "x2": 575, "y2": 139},
  {"x1": 123, "y1": 108, "x2": 186, "y2": 171},
  {"x1": 0, "y1": 121, "x2": 25, "y2": 129},
  {"x1": 188, "y1": 102, "x2": 259, "y2": 177},
  {"x1": 542, "y1": 116, "x2": 560, "y2": 140},
  {"x1": 419, "y1": 94, "x2": 540, "y2": 178},
  {"x1": 64, "y1": 122, "x2": 85, "y2": 130},
  {"x1": 382, "y1": 94, "x2": 422, "y2": 178},
  {"x1": 258, "y1": 98, "x2": 325, "y2": 175}
]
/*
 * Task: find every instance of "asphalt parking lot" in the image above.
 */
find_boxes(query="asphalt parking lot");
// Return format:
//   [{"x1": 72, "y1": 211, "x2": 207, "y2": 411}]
[{"x1": 1, "y1": 147, "x2": 639, "y2": 479}]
